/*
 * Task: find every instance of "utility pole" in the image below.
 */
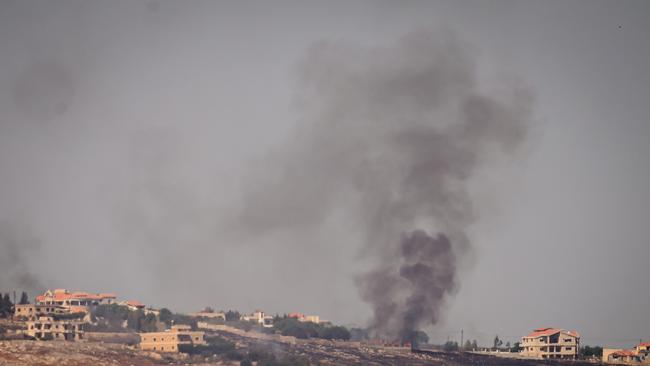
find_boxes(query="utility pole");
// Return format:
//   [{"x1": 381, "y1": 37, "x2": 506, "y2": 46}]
[{"x1": 461, "y1": 329, "x2": 464, "y2": 350}]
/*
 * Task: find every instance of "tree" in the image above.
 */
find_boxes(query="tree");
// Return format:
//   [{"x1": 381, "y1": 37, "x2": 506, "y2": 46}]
[
  {"x1": 225, "y1": 310, "x2": 241, "y2": 321},
  {"x1": 19, "y1": 292, "x2": 29, "y2": 305},
  {"x1": 319, "y1": 326, "x2": 351, "y2": 340},
  {"x1": 159, "y1": 308, "x2": 173, "y2": 326},
  {"x1": 463, "y1": 340, "x2": 473, "y2": 350},
  {"x1": 127, "y1": 309, "x2": 145, "y2": 331},
  {"x1": 511, "y1": 342, "x2": 521, "y2": 352},
  {"x1": 505, "y1": 341, "x2": 510, "y2": 349},
  {"x1": 0, "y1": 293, "x2": 13, "y2": 315},
  {"x1": 493, "y1": 335, "x2": 503, "y2": 350},
  {"x1": 472, "y1": 340, "x2": 478, "y2": 350},
  {"x1": 443, "y1": 341, "x2": 459, "y2": 352},
  {"x1": 580, "y1": 345, "x2": 603, "y2": 358},
  {"x1": 3, "y1": 293, "x2": 12, "y2": 307}
]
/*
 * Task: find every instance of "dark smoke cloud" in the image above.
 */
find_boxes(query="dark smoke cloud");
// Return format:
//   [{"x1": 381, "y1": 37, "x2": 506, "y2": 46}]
[
  {"x1": 236, "y1": 29, "x2": 533, "y2": 336},
  {"x1": 0, "y1": 221, "x2": 43, "y2": 293},
  {"x1": 359, "y1": 230, "x2": 455, "y2": 341}
]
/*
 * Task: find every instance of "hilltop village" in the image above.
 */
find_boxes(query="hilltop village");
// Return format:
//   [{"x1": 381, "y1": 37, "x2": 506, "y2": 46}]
[{"x1": 0, "y1": 288, "x2": 648, "y2": 365}]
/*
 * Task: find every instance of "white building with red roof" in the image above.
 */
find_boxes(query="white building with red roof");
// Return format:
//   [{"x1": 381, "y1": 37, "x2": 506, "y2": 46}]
[
  {"x1": 35, "y1": 289, "x2": 117, "y2": 308},
  {"x1": 520, "y1": 327, "x2": 580, "y2": 359}
]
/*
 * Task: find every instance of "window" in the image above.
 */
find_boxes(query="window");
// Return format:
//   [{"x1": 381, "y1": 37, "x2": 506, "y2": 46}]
[{"x1": 566, "y1": 347, "x2": 572, "y2": 351}]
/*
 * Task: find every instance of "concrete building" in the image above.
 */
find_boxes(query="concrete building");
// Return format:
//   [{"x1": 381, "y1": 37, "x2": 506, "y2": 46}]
[
  {"x1": 637, "y1": 342, "x2": 650, "y2": 356},
  {"x1": 25, "y1": 315, "x2": 85, "y2": 341},
  {"x1": 35, "y1": 289, "x2": 117, "y2": 308},
  {"x1": 240, "y1": 310, "x2": 274, "y2": 328},
  {"x1": 14, "y1": 304, "x2": 66, "y2": 320},
  {"x1": 139, "y1": 325, "x2": 206, "y2": 353},
  {"x1": 190, "y1": 310, "x2": 226, "y2": 320},
  {"x1": 602, "y1": 342, "x2": 650, "y2": 364},
  {"x1": 520, "y1": 327, "x2": 580, "y2": 359},
  {"x1": 288, "y1": 312, "x2": 322, "y2": 324},
  {"x1": 122, "y1": 300, "x2": 145, "y2": 311}
]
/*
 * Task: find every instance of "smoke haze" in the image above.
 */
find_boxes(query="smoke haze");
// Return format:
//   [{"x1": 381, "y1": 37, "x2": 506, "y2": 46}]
[
  {"x1": 1, "y1": 1, "x2": 649, "y2": 347},
  {"x1": 234, "y1": 30, "x2": 533, "y2": 336}
]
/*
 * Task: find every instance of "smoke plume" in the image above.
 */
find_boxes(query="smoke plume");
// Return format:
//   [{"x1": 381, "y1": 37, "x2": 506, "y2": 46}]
[
  {"x1": 237, "y1": 29, "x2": 533, "y2": 337},
  {"x1": 0, "y1": 221, "x2": 43, "y2": 293}
]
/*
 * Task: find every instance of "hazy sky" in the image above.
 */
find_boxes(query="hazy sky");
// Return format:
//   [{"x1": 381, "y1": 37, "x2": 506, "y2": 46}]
[{"x1": 1, "y1": 0, "x2": 649, "y2": 348}]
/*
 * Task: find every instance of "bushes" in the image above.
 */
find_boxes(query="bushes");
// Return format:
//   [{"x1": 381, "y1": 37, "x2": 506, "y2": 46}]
[
  {"x1": 319, "y1": 326, "x2": 351, "y2": 340},
  {"x1": 272, "y1": 318, "x2": 350, "y2": 340}
]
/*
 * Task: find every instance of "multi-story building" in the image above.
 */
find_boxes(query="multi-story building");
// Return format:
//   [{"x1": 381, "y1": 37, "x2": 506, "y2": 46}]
[
  {"x1": 14, "y1": 304, "x2": 66, "y2": 320},
  {"x1": 35, "y1": 289, "x2": 117, "y2": 308},
  {"x1": 520, "y1": 327, "x2": 580, "y2": 359},
  {"x1": 288, "y1": 312, "x2": 322, "y2": 324},
  {"x1": 25, "y1": 315, "x2": 85, "y2": 341},
  {"x1": 241, "y1": 310, "x2": 274, "y2": 328},
  {"x1": 139, "y1": 325, "x2": 206, "y2": 353}
]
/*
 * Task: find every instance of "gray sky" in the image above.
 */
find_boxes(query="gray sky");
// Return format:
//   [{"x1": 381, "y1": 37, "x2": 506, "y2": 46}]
[{"x1": 1, "y1": 0, "x2": 649, "y2": 348}]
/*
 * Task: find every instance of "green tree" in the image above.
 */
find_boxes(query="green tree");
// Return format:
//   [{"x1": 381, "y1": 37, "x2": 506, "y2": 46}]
[
  {"x1": 472, "y1": 340, "x2": 478, "y2": 350},
  {"x1": 225, "y1": 310, "x2": 241, "y2": 321},
  {"x1": 463, "y1": 340, "x2": 473, "y2": 350},
  {"x1": 159, "y1": 308, "x2": 173, "y2": 326},
  {"x1": 580, "y1": 345, "x2": 603, "y2": 358},
  {"x1": 493, "y1": 335, "x2": 503, "y2": 350},
  {"x1": 19, "y1": 292, "x2": 29, "y2": 305},
  {"x1": 141, "y1": 313, "x2": 158, "y2": 332},
  {"x1": 319, "y1": 326, "x2": 351, "y2": 340},
  {"x1": 443, "y1": 341, "x2": 459, "y2": 352},
  {"x1": 127, "y1": 309, "x2": 145, "y2": 331},
  {"x1": 0, "y1": 293, "x2": 13, "y2": 315},
  {"x1": 511, "y1": 341, "x2": 521, "y2": 352}
]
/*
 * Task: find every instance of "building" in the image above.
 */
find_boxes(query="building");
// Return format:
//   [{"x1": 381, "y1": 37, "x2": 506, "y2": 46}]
[
  {"x1": 520, "y1": 327, "x2": 580, "y2": 359},
  {"x1": 139, "y1": 325, "x2": 206, "y2": 353},
  {"x1": 35, "y1": 289, "x2": 117, "y2": 308},
  {"x1": 288, "y1": 312, "x2": 322, "y2": 324},
  {"x1": 637, "y1": 342, "x2": 650, "y2": 356},
  {"x1": 122, "y1": 300, "x2": 146, "y2": 311},
  {"x1": 25, "y1": 315, "x2": 85, "y2": 341},
  {"x1": 14, "y1": 304, "x2": 66, "y2": 320},
  {"x1": 602, "y1": 342, "x2": 650, "y2": 364},
  {"x1": 240, "y1": 310, "x2": 274, "y2": 328},
  {"x1": 190, "y1": 310, "x2": 226, "y2": 320},
  {"x1": 603, "y1": 349, "x2": 643, "y2": 364}
]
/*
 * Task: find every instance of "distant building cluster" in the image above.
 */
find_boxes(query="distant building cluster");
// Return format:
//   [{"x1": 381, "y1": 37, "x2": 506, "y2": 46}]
[
  {"x1": 603, "y1": 342, "x2": 650, "y2": 364},
  {"x1": 12, "y1": 288, "x2": 147, "y2": 343}
]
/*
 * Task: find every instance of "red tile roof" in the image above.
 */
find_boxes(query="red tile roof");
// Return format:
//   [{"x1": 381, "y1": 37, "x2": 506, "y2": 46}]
[
  {"x1": 36, "y1": 289, "x2": 117, "y2": 302},
  {"x1": 638, "y1": 342, "x2": 650, "y2": 347},
  {"x1": 126, "y1": 300, "x2": 145, "y2": 308},
  {"x1": 524, "y1": 327, "x2": 580, "y2": 338},
  {"x1": 613, "y1": 349, "x2": 637, "y2": 357},
  {"x1": 526, "y1": 327, "x2": 560, "y2": 337}
]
